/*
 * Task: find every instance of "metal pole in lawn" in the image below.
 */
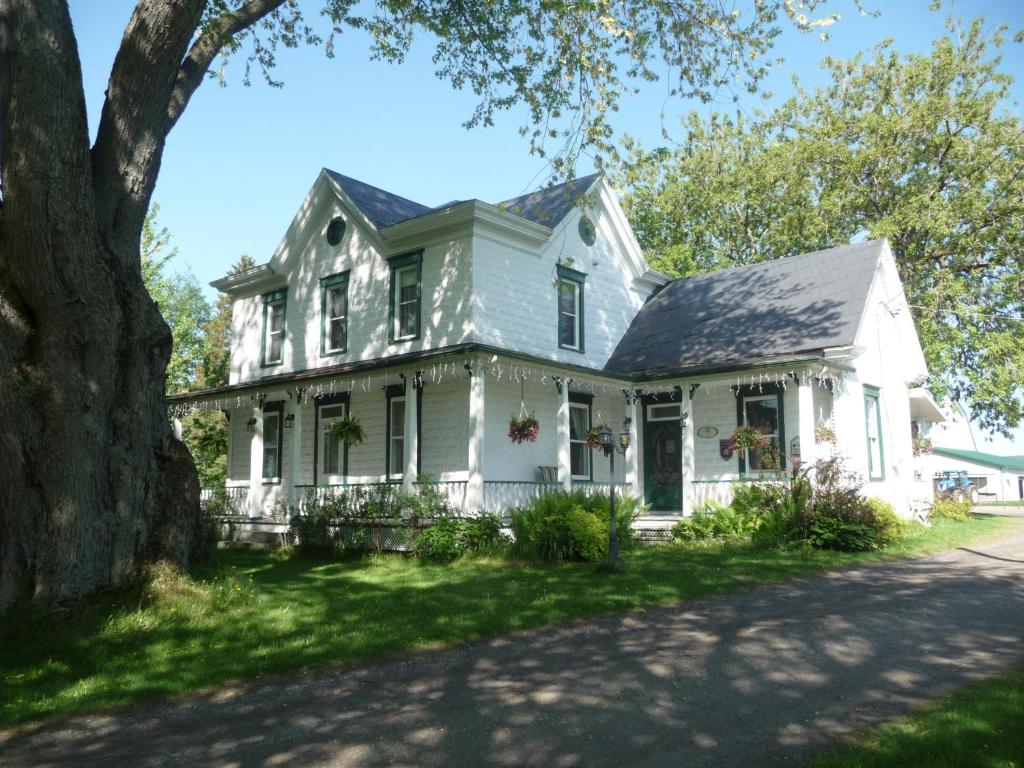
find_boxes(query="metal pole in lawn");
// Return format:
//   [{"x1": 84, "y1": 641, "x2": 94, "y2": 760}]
[
  {"x1": 609, "y1": 449, "x2": 618, "y2": 564},
  {"x1": 598, "y1": 418, "x2": 631, "y2": 568}
]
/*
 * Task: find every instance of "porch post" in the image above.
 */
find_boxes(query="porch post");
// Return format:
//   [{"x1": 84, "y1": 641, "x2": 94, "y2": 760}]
[
  {"x1": 403, "y1": 374, "x2": 419, "y2": 494},
  {"x1": 681, "y1": 390, "x2": 695, "y2": 516},
  {"x1": 466, "y1": 367, "x2": 485, "y2": 512},
  {"x1": 249, "y1": 403, "x2": 265, "y2": 515},
  {"x1": 172, "y1": 416, "x2": 183, "y2": 441},
  {"x1": 624, "y1": 394, "x2": 639, "y2": 497},
  {"x1": 797, "y1": 377, "x2": 817, "y2": 471},
  {"x1": 557, "y1": 380, "x2": 571, "y2": 491},
  {"x1": 286, "y1": 402, "x2": 303, "y2": 512}
]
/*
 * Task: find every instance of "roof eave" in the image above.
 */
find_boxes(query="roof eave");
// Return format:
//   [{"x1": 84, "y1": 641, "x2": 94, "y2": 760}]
[{"x1": 210, "y1": 264, "x2": 278, "y2": 293}]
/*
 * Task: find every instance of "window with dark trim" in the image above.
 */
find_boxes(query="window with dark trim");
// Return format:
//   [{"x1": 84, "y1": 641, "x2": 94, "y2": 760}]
[
  {"x1": 261, "y1": 289, "x2": 287, "y2": 366},
  {"x1": 864, "y1": 386, "x2": 884, "y2": 480},
  {"x1": 568, "y1": 392, "x2": 593, "y2": 480},
  {"x1": 388, "y1": 251, "x2": 422, "y2": 342},
  {"x1": 735, "y1": 384, "x2": 785, "y2": 473},
  {"x1": 320, "y1": 272, "x2": 349, "y2": 355},
  {"x1": 262, "y1": 401, "x2": 284, "y2": 481},
  {"x1": 556, "y1": 264, "x2": 585, "y2": 352},
  {"x1": 314, "y1": 394, "x2": 350, "y2": 484}
]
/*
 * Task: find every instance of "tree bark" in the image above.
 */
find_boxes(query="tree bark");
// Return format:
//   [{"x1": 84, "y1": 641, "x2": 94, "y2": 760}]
[{"x1": 0, "y1": 0, "x2": 207, "y2": 610}]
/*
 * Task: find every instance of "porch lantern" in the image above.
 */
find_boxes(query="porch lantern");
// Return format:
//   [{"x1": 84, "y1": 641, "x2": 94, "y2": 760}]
[
  {"x1": 283, "y1": 413, "x2": 296, "y2": 429},
  {"x1": 597, "y1": 417, "x2": 632, "y2": 566},
  {"x1": 245, "y1": 417, "x2": 257, "y2": 432}
]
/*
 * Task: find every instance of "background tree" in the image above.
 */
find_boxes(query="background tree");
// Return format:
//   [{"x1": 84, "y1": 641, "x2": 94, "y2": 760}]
[
  {"x1": 618, "y1": 18, "x2": 1024, "y2": 435},
  {"x1": 0, "y1": 0, "x2": 840, "y2": 610},
  {"x1": 141, "y1": 206, "x2": 211, "y2": 394}
]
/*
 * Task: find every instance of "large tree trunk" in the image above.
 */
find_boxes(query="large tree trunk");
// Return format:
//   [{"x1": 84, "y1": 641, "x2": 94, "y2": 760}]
[{"x1": 0, "y1": 0, "x2": 205, "y2": 610}]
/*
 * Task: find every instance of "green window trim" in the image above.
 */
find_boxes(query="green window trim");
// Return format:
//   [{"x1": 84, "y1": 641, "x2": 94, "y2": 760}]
[
  {"x1": 261, "y1": 401, "x2": 284, "y2": 482},
  {"x1": 864, "y1": 385, "x2": 885, "y2": 480},
  {"x1": 387, "y1": 251, "x2": 423, "y2": 344},
  {"x1": 312, "y1": 393, "x2": 350, "y2": 485},
  {"x1": 556, "y1": 264, "x2": 586, "y2": 353},
  {"x1": 568, "y1": 392, "x2": 594, "y2": 481},
  {"x1": 734, "y1": 383, "x2": 786, "y2": 476},
  {"x1": 260, "y1": 288, "x2": 287, "y2": 368},
  {"x1": 320, "y1": 272, "x2": 350, "y2": 356}
]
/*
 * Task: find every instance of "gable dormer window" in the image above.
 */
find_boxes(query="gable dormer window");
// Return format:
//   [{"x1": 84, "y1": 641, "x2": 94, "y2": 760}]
[
  {"x1": 556, "y1": 264, "x2": 585, "y2": 353},
  {"x1": 388, "y1": 251, "x2": 422, "y2": 342},
  {"x1": 320, "y1": 272, "x2": 349, "y2": 355},
  {"x1": 261, "y1": 289, "x2": 287, "y2": 366}
]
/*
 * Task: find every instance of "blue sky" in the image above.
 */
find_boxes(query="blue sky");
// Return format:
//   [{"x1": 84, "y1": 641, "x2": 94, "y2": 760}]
[{"x1": 69, "y1": 0, "x2": 1023, "y2": 449}]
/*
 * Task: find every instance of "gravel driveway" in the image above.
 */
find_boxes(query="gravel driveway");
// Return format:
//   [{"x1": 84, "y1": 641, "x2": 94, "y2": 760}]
[{"x1": 3, "y1": 527, "x2": 1023, "y2": 768}]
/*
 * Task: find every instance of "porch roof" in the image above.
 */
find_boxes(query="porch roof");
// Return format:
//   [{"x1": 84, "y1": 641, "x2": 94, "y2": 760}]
[{"x1": 604, "y1": 240, "x2": 885, "y2": 378}]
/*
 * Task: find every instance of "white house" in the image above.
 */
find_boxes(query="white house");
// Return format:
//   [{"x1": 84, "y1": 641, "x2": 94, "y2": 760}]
[{"x1": 169, "y1": 170, "x2": 936, "y2": 522}]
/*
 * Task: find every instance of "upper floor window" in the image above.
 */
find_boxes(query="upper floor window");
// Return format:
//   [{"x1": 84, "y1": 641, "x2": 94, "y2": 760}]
[
  {"x1": 262, "y1": 289, "x2": 287, "y2": 366},
  {"x1": 321, "y1": 273, "x2": 349, "y2": 355},
  {"x1": 557, "y1": 264, "x2": 585, "y2": 352},
  {"x1": 864, "y1": 386, "x2": 884, "y2": 480},
  {"x1": 388, "y1": 251, "x2": 422, "y2": 342}
]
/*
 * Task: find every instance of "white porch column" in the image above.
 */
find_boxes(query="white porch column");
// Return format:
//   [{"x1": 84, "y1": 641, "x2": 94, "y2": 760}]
[
  {"x1": 681, "y1": 392, "x2": 695, "y2": 517},
  {"x1": 286, "y1": 402, "x2": 303, "y2": 512},
  {"x1": 624, "y1": 394, "x2": 639, "y2": 497},
  {"x1": 172, "y1": 416, "x2": 183, "y2": 441},
  {"x1": 249, "y1": 404, "x2": 265, "y2": 516},
  {"x1": 797, "y1": 377, "x2": 817, "y2": 470},
  {"x1": 466, "y1": 369, "x2": 485, "y2": 511},
  {"x1": 403, "y1": 376, "x2": 419, "y2": 494},
  {"x1": 556, "y1": 380, "x2": 571, "y2": 490}
]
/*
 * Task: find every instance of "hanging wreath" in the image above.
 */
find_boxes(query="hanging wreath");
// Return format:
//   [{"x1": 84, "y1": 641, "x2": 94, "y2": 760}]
[{"x1": 509, "y1": 414, "x2": 540, "y2": 444}]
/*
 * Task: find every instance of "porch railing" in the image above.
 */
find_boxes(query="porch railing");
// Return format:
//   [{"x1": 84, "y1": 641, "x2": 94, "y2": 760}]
[
  {"x1": 199, "y1": 485, "x2": 250, "y2": 515},
  {"x1": 691, "y1": 478, "x2": 790, "y2": 510},
  {"x1": 481, "y1": 481, "x2": 634, "y2": 513},
  {"x1": 294, "y1": 481, "x2": 469, "y2": 515}
]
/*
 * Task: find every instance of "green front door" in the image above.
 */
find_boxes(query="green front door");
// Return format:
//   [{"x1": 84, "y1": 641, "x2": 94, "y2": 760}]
[{"x1": 643, "y1": 398, "x2": 683, "y2": 511}]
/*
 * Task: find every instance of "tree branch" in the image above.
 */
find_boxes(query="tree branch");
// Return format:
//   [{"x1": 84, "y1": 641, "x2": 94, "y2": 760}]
[{"x1": 166, "y1": 0, "x2": 287, "y2": 128}]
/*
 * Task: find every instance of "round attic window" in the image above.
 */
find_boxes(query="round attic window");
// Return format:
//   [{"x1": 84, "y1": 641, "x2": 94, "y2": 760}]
[
  {"x1": 578, "y1": 216, "x2": 596, "y2": 246},
  {"x1": 325, "y1": 216, "x2": 346, "y2": 246}
]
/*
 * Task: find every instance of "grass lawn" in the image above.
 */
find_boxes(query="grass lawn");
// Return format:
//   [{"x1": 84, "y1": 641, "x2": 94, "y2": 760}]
[
  {"x1": 807, "y1": 666, "x2": 1024, "y2": 768},
  {"x1": 1, "y1": 514, "x2": 1019, "y2": 729}
]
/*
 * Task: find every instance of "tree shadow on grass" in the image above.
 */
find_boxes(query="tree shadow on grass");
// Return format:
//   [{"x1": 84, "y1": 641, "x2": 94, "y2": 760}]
[{"x1": 1, "y1": 533, "x2": 1023, "y2": 767}]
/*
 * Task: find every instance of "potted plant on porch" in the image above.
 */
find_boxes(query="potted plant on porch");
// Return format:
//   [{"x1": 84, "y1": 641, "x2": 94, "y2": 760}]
[{"x1": 508, "y1": 413, "x2": 540, "y2": 444}]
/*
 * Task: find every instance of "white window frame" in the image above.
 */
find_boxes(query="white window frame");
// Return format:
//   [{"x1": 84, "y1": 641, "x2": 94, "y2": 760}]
[
  {"x1": 558, "y1": 278, "x2": 580, "y2": 351},
  {"x1": 262, "y1": 409, "x2": 282, "y2": 481},
  {"x1": 394, "y1": 264, "x2": 419, "y2": 341},
  {"x1": 742, "y1": 394, "x2": 780, "y2": 472},
  {"x1": 264, "y1": 296, "x2": 286, "y2": 365},
  {"x1": 388, "y1": 396, "x2": 406, "y2": 480},
  {"x1": 569, "y1": 401, "x2": 591, "y2": 480},
  {"x1": 318, "y1": 402, "x2": 347, "y2": 484}
]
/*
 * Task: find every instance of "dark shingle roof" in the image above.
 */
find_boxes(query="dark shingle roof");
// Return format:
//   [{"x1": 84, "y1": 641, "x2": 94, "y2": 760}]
[
  {"x1": 497, "y1": 173, "x2": 600, "y2": 226},
  {"x1": 604, "y1": 240, "x2": 886, "y2": 377},
  {"x1": 324, "y1": 169, "x2": 432, "y2": 229}
]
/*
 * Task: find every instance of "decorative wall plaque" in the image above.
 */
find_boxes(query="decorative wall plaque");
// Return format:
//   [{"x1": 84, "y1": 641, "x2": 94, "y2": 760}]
[{"x1": 696, "y1": 426, "x2": 719, "y2": 439}]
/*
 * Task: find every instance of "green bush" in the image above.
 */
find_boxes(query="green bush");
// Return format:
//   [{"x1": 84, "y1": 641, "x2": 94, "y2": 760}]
[
  {"x1": 413, "y1": 514, "x2": 504, "y2": 561},
  {"x1": 671, "y1": 501, "x2": 760, "y2": 543},
  {"x1": 866, "y1": 497, "x2": 907, "y2": 546},
  {"x1": 510, "y1": 491, "x2": 639, "y2": 562},
  {"x1": 931, "y1": 498, "x2": 972, "y2": 522},
  {"x1": 564, "y1": 506, "x2": 608, "y2": 562},
  {"x1": 806, "y1": 517, "x2": 880, "y2": 551}
]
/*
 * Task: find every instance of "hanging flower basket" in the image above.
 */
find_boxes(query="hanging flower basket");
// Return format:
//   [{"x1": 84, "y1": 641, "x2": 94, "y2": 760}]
[
  {"x1": 814, "y1": 423, "x2": 837, "y2": 445},
  {"x1": 330, "y1": 414, "x2": 365, "y2": 446},
  {"x1": 508, "y1": 414, "x2": 540, "y2": 444},
  {"x1": 727, "y1": 426, "x2": 769, "y2": 457},
  {"x1": 585, "y1": 426, "x2": 604, "y2": 449},
  {"x1": 912, "y1": 434, "x2": 933, "y2": 456}
]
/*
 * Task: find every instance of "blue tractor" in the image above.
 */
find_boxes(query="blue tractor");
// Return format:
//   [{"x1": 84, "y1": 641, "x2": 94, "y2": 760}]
[{"x1": 935, "y1": 470, "x2": 980, "y2": 504}]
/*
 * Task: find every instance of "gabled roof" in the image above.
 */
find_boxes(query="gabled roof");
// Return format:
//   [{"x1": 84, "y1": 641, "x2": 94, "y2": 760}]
[
  {"x1": 497, "y1": 173, "x2": 600, "y2": 226},
  {"x1": 324, "y1": 169, "x2": 433, "y2": 229},
  {"x1": 932, "y1": 447, "x2": 1024, "y2": 470},
  {"x1": 324, "y1": 169, "x2": 599, "y2": 231},
  {"x1": 604, "y1": 239, "x2": 886, "y2": 377}
]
